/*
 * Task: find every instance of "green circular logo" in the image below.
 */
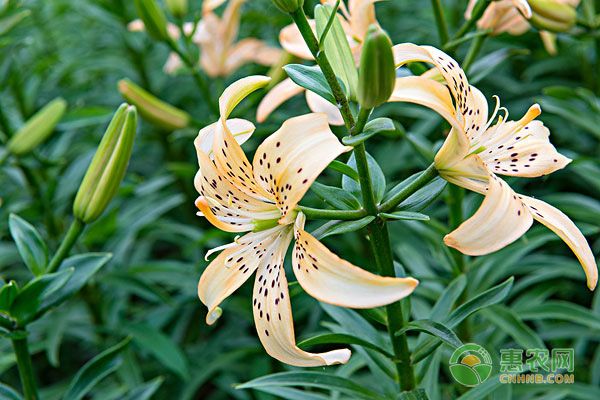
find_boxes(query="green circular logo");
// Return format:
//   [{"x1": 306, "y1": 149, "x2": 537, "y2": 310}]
[{"x1": 449, "y1": 343, "x2": 493, "y2": 387}]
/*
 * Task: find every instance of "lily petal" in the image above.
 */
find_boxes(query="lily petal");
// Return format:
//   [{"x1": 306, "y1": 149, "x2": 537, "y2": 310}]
[
  {"x1": 219, "y1": 75, "x2": 271, "y2": 119},
  {"x1": 478, "y1": 105, "x2": 571, "y2": 177},
  {"x1": 348, "y1": 0, "x2": 380, "y2": 41},
  {"x1": 252, "y1": 113, "x2": 352, "y2": 224},
  {"x1": 444, "y1": 176, "x2": 533, "y2": 255},
  {"x1": 253, "y1": 228, "x2": 351, "y2": 366},
  {"x1": 256, "y1": 78, "x2": 305, "y2": 123},
  {"x1": 292, "y1": 214, "x2": 418, "y2": 308},
  {"x1": 195, "y1": 118, "x2": 255, "y2": 160},
  {"x1": 521, "y1": 196, "x2": 598, "y2": 290},
  {"x1": 225, "y1": 39, "x2": 282, "y2": 76},
  {"x1": 279, "y1": 22, "x2": 315, "y2": 60},
  {"x1": 305, "y1": 90, "x2": 345, "y2": 126},
  {"x1": 198, "y1": 227, "x2": 285, "y2": 325}
]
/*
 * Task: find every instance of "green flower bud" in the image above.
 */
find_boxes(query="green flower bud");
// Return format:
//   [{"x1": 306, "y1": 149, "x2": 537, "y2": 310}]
[
  {"x1": 73, "y1": 104, "x2": 137, "y2": 223},
  {"x1": 133, "y1": 0, "x2": 169, "y2": 41},
  {"x1": 165, "y1": 0, "x2": 187, "y2": 18},
  {"x1": 528, "y1": 0, "x2": 577, "y2": 32},
  {"x1": 118, "y1": 79, "x2": 190, "y2": 130},
  {"x1": 357, "y1": 25, "x2": 395, "y2": 109},
  {"x1": 7, "y1": 98, "x2": 67, "y2": 156},
  {"x1": 272, "y1": 0, "x2": 303, "y2": 13}
]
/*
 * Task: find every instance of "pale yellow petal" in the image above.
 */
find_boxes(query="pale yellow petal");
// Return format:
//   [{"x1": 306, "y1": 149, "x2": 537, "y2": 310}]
[
  {"x1": 521, "y1": 196, "x2": 598, "y2": 290},
  {"x1": 444, "y1": 176, "x2": 533, "y2": 255},
  {"x1": 348, "y1": 0, "x2": 380, "y2": 41},
  {"x1": 198, "y1": 227, "x2": 285, "y2": 325},
  {"x1": 256, "y1": 78, "x2": 305, "y2": 123},
  {"x1": 195, "y1": 118, "x2": 255, "y2": 160},
  {"x1": 224, "y1": 38, "x2": 282, "y2": 75},
  {"x1": 253, "y1": 228, "x2": 351, "y2": 366},
  {"x1": 305, "y1": 90, "x2": 344, "y2": 126},
  {"x1": 202, "y1": 0, "x2": 227, "y2": 13},
  {"x1": 440, "y1": 154, "x2": 490, "y2": 194},
  {"x1": 292, "y1": 214, "x2": 418, "y2": 308},
  {"x1": 219, "y1": 75, "x2": 271, "y2": 118},
  {"x1": 279, "y1": 22, "x2": 315, "y2": 60},
  {"x1": 252, "y1": 113, "x2": 352, "y2": 224}
]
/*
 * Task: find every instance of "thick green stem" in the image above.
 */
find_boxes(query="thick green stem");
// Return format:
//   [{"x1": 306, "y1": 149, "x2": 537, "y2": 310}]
[
  {"x1": 379, "y1": 164, "x2": 438, "y2": 213},
  {"x1": 11, "y1": 336, "x2": 39, "y2": 400},
  {"x1": 367, "y1": 221, "x2": 415, "y2": 391},
  {"x1": 297, "y1": 206, "x2": 367, "y2": 220},
  {"x1": 290, "y1": 8, "x2": 355, "y2": 129},
  {"x1": 462, "y1": 33, "x2": 486, "y2": 73},
  {"x1": 352, "y1": 108, "x2": 377, "y2": 214},
  {"x1": 430, "y1": 0, "x2": 449, "y2": 45},
  {"x1": 46, "y1": 218, "x2": 85, "y2": 273}
]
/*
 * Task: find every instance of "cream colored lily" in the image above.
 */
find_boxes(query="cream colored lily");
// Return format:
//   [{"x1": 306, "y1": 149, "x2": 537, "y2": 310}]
[
  {"x1": 389, "y1": 43, "x2": 598, "y2": 290},
  {"x1": 129, "y1": 0, "x2": 281, "y2": 76},
  {"x1": 465, "y1": 0, "x2": 580, "y2": 54},
  {"x1": 195, "y1": 76, "x2": 419, "y2": 366},
  {"x1": 257, "y1": 0, "x2": 380, "y2": 125}
]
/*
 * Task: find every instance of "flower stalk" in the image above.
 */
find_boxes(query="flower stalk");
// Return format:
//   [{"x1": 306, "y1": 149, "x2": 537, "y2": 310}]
[
  {"x1": 11, "y1": 336, "x2": 38, "y2": 400},
  {"x1": 430, "y1": 0, "x2": 449, "y2": 45},
  {"x1": 46, "y1": 218, "x2": 85, "y2": 273}
]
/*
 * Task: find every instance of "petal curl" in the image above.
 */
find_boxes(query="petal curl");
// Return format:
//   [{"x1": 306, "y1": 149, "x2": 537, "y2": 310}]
[
  {"x1": 256, "y1": 78, "x2": 305, "y2": 123},
  {"x1": 292, "y1": 214, "x2": 418, "y2": 308},
  {"x1": 444, "y1": 176, "x2": 533, "y2": 255},
  {"x1": 195, "y1": 118, "x2": 255, "y2": 160},
  {"x1": 198, "y1": 227, "x2": 285, "y2": 325},
  {"x1": 252, "y1": 228, "x2": 351, "y2": 366},
  {"x1": 252, "y1": 113, "x2": 352, "y2": 224},
  {"x1": 219, "y1": 75, "x2": 271, "y2": 118},
  {"x1": 521, "y1": 196, "x2": 598, "y2": 290}
]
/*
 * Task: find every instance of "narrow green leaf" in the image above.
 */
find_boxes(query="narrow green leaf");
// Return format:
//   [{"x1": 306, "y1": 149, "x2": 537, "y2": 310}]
[
  {"x1": 343, "y1": 152, "x2": 386, "y2": 202},
  {"x1": 120, "y1": 377, "x2": 164, "y2": 400},
  {"x1": 482, "y1": 305, "x2": 545, "y2": 349},
  {"x1": 518, "y1": 301, "x2": 600, "y2": 330},
  {"x1": 311, "y1": 182, "x2": 361, "y2": 210},
  {"x1": 396, "y1": 320, "x2": 463, "y2": 349},
  {"x1": 342, "y1": 118, "x2": 397, "y2": 146},
  {"x1": 298, "y1": 333, "x2": 393, "y2": 358},
  {"x1": 328, "y1": 160, "x2": 359, "y2": 181},
  {"x1": 0, "y1": 382, "x2": 22, "y2": 400},
  {"x1": 63, "y1": 337, "x2": 131, "y2": 400},
  {"x1": 126, "y1": 323, "x2": 189, "y2": 379},
  {"x1": 236, "y1": 372, "x2": 386, "y2": 400},
  {"x1": 313, "y1": 216, "x2": 375, "y2": 240},
  {"x1": 9, "y1": 214, "x2": 48, "y2": 276},
  {"x1": 10, "y1": 269, "x2": 73, "y2": 325},
  {"x1": 379, "y1": 211, "x2": 429, "y2": 221},
  {"x1": 397, "y1": 388, "x2": 430, "y2": 400},
  {"x1": 0, "y1": 10, "x2": 31, "y2": 36},
  {"x1": 0, "y1": 282, "x2": 18, "y2": 311},
  {"x1": 283, "y1": 64, "x2": 336, "y2": 104},
  {"x1": 430, "y1": 275, "x2": 467, "y2": 322}
]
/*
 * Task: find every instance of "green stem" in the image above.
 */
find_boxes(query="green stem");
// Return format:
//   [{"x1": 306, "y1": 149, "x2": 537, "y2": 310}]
[
  {"x1": 462, "y1": 33, "x2": 486, "y2": 73},
  {"x1": 11, "y1": 336, "x2": 39, "y2": 400},
  {"x1": 46, "y1": 218, "x2": 85, "y2": 273},
  {"x1": 297, "y1": 206, "x2": 366, "y2": 220},
  {"x1": 379, "y1": 164, "x2": 438, "y2": 213},
  {"x1": 352, "y1": 108, "x2": 377, "y2": 214},
  {"x1": 290, "y1": 7, "x2": 355, "y2": 129},
  {"x1": 367, "y1": 220, "x2": 415, "y2": 390},
  {"x1": 430, "y1": 0, "x2": 449, "y2": 45},
  {"x1": 166, "y1": 39, "x2": 218, "y2": 117},
  {"x1": 452, "y1": 0, "x2": 490, "y2": 44}
]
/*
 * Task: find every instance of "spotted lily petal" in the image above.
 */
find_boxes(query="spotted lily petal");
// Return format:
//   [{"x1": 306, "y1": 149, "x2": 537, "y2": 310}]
[
  {"x1": 198, "y1": 227, "x2": 284, "y2": 324},
  {"x1": 195, "y1": 118, "x2": 255, "y2": 160},
  {"x1": 292, "y1": 214, "x2": 418, "y2": 308},
  {"x1": 253, "y1": 227, "x2": 351, "y2": 366},
  {"x1": 521, "y1": 196, "x2": 598, "y2": 290},
  {"x1": 444, "y1": 176, "x2": 533, "y2": 255},
  {"x1": 252, "y1": 113, "x2": 352, "y2": 224},
  {"x1": 256, "y1": 78, "x2": 305, "y2": 123}
]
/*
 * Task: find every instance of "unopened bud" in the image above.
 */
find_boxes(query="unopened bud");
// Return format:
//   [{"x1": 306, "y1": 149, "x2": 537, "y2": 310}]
[
  {"x1": 73, "y1": 104, "x2": 137, "y2": 223},
  {"x1": 166, "y1": 0, "x2": 187, "y2": 18},
  {"x1": 7, "y1": 98, "x2": 67, "y2": 156},
  {"x1": 272, "y1": 0, "x2": 303, "y2": 13},
  {"x1": 133, "y1": 0, "x2": 169, "y2": 41},
  {"x1": 118, "y1": 79, "x2": 190, "y2": 130},
  {"x1": 528, "y1": 0, "x2": 577, "y2": 32},
  {"x1": 357, "y1": 25, "x2": 395, "y2": 109}
]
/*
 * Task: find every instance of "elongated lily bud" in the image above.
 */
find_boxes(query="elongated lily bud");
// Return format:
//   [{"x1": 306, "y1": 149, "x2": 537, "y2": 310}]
[
  {"x1": 134, "y1": 0, "x2": 169, "y2": 41},
  {"x1": 315, "y1": 4, "x2": 358, "y2": 100},
  {"x1": 118, "y1": 79, "x2": 190, "y2": 130},
  {"x1": 528, "y1": 0, "x2": 577, "y2": 32},
  {"x1": 357, "y1": 25, "x2": 395, "y2": 109},
  {"x1": 7, "y1": 98, "x2": 67, "y2": 156},
  {"x1": 272, "y1": 0, "x2": 303, "y2": 13},
  {"x1": 165, "y1": 0, "x2": 187, "y2": 18},
  {"x1": 73, "y1": 104, "x2": 137, "y2": 223}
]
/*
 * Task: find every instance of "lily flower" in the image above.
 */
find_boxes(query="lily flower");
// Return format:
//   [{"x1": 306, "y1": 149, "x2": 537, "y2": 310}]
[
  {"x1": 129, "y1": 0, "x2": 281, "y2": 76},
  {"x1": 257, "y1": 0, "x2": 381, "y2": 125},
  {"x1": 195, "y1": 76, "x2": 419, "y2": 366},
  {"x1": 465, "y1": 0, "x2": 580, "y2": 54},
  {"x1": 389, "y1": 43, "x2": 598, "y2": 290}
]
